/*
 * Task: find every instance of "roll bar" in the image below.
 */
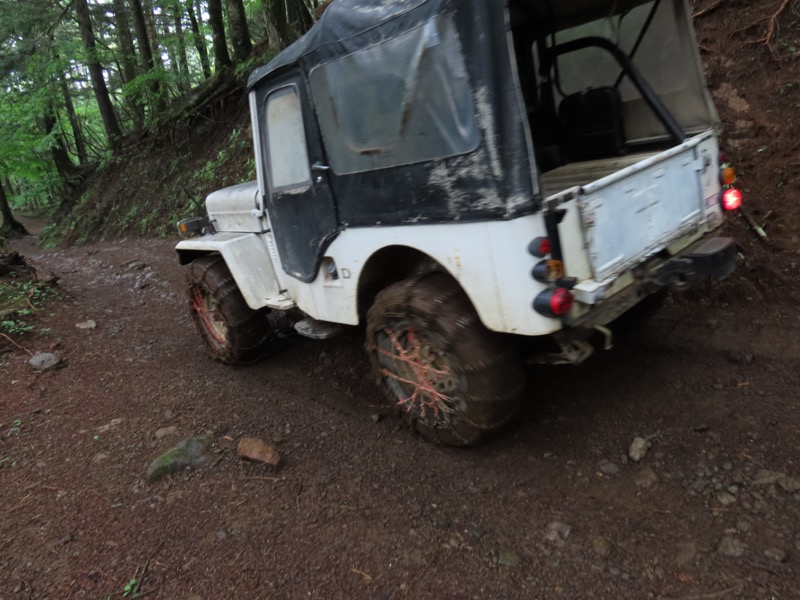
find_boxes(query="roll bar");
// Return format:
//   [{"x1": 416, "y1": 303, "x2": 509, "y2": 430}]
[{"x1": 543, "y1": 36, "x2": 685, "y2": 144}]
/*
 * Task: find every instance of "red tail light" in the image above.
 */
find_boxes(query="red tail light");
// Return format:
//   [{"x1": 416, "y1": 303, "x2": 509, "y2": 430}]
[
  {"x1": 722, "y1": 188, "x2": 742, "y2": 211},
  {"x1": 533, "y1": 287, "x2": 574, "y2": 318},
  {"x1": 528, "y1": 236, "x2": 551, "y2": 258}
]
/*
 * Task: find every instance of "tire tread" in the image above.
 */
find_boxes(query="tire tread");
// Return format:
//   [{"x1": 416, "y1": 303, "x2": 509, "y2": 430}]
[{"x1": 366, "y1": 273, "x2": 524, "y2": 446}]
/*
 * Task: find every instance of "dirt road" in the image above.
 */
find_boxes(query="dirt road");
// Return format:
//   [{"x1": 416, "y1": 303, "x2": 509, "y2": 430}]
[{"x1": 1, "y1": 234, "x2": 798, "y2": 599}]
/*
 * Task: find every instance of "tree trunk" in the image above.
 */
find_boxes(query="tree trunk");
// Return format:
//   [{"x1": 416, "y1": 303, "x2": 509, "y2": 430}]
[
  {"x1": 171, "y1": 0, "x2": 191, "y2": 89},
  {"x1": 187, "y1": 0, "x2": 212, "y2": 78},
  {"x1": 287, "y1": 0, "x2": 313, "y2": 36},
  {"x1": 130, "y1": 0, "x2": 168, "y2": 113},
  {"x1": 56, "y1": 60, "x2": 89, "y2": 164},
  {"x1": 113, "y1": 0, "x2": 146, "y2": 128},
  {"x1": 225, "y1": 0, "x2": 252, "y2": 62},
  {"x1": 142, "y1": 0, "x2": 162, "y2": 67},
  {"x1": 0, "y1": 179, "x2": 28, "y2": 236},
  {"x1": 207, "y1": 0, "x2": 232, "y2": 71},
  {"x1": 266, "y1": 0, "x2": 291, "y2": 52},
  {"x1": 74, "y1": 0, "x2": 122, "y2": 153},
  {"x1": 44, "y1": 106, "x2": 79, "y2": 182}
]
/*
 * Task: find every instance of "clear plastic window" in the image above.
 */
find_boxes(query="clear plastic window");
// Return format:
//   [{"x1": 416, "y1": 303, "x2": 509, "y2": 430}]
[
  {"x1": 553, "y1": 2, "x2": 688, "y2": 100},
  {"x1": 310, "y1": 16, "x2": 479, "y2": 174},
  {"x1": 265, "y1": 86, "x2": 311, "y2": 189},
  {"x1": 548, "y1": 0, "x2": 713, "y2": 140}
]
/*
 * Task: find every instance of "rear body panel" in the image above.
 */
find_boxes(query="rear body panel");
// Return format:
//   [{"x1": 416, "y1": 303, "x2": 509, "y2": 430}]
[{"x1": 575, "y1": 133, "x2": 720, "y2": 284}]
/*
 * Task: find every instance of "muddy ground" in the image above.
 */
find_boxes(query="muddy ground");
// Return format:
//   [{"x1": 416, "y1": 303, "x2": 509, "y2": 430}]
[
  {"x1": 3, "y1": 232, "x2": 799, "y2": 600},
  {"x1": 3, "y1": 1, "x2": 800, "y2": 598}
]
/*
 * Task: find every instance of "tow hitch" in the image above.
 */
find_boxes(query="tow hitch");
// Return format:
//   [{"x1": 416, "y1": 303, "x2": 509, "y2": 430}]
[{"x1": 648, "y1": 237, "x2": 737, "y2": 290}]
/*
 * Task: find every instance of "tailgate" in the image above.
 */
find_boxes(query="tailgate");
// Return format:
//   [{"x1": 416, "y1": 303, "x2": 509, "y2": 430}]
[{"x1": 576, "y1": 136, "x2": 713, "y2": 283}]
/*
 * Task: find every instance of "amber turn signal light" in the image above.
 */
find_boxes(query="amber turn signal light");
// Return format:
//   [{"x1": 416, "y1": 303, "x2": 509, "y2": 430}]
[{"x1": 720, "y1": 166, "x2": 736, "y2": 186}]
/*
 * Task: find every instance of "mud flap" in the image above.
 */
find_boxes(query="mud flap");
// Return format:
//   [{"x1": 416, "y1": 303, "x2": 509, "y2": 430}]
[
  {"x1": 648, "y1": 237, "x2": 737, "y2": 289},
  {"x1": 685, "y1": 236, "x2": 738, "y2": 279}
]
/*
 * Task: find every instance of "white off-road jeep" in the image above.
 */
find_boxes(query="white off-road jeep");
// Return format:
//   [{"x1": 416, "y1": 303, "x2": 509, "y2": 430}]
[{"x1": 176, "y1": 0, "x2": 741, "y2": 445}]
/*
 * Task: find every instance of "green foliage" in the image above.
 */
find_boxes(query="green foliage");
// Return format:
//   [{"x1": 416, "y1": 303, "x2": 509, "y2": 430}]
[
  {"x1": 0, "y1": 0, "x2": 287, "y2": 246},
  {"x1": 0, "y1": 275, "x2": 58, "y2": 337},
  {"x1": 39, "y1": 113, "x2": 257, "y2": 247},
  {"x1": 122, "y1": 578, "x2": 139, "y2": 598},
  {"x1": 0, "y1": 318, "x2": 34, "y2": 336},
  {"x1": 234, "y1": 55, "x2": 260, "y2": 78},
  {"x1": 192, "y1": 126, "x2": 254, "y2": 188}
]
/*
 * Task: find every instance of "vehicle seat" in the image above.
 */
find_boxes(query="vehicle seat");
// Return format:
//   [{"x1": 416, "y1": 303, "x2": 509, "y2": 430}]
[{"x1": 558, "y1": 87, "x2": 626, "y2": 161}]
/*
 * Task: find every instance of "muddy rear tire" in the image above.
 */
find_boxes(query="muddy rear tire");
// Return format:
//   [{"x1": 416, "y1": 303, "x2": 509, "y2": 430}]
[
  {"x1": 366, "y1": 273, "x2": 524, "y2": 446},
  {"x1": 186, "y1": 255, "x2": 274, "y2": 365}
]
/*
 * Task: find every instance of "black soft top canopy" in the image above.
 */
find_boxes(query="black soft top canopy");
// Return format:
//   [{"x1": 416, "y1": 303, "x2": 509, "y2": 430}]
[
  {"x1": 246, "y1": 0, "x2": 676, "y2": 232},
  {"x1": 247, "y1": 0, "x2": 655, "y2": 89},
  {"x1": 249, "y1": 0, "x2": 543, "y2": 224},
  {"x1": 248, "y1": 0, "x2": 444, "y2": 89}
]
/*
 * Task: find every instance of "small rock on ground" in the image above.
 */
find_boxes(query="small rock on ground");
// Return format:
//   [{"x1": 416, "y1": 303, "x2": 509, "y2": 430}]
[
  {"x1": 146, "y1": 434, "x2": 213, "y2": 482},
  {"x1": 155, "y1": 425, "x2": 178, "y2": 440},
  {"x1": 628, "y1": 437, "x2": 651, "y2": 462},
  {"x1": 764, "y1": 548, "x2": 787, "y2": 563},
  {"x1": 544, "y1": 522, "x2": 572, "y2": 544},
  {"x1": 635, "y1": 467, "x2": 658, "y2": 488},
  {"x1": 717, "y1": 535, "x2": 747, "y2": 558},
  {"x1": 752, "y1": 469, "x2": 786, "y2": 486},
  {"x1": 497, "y1": 550, "x2": 521, "y2": 567},
  {"x1": 237, "y1": 437, "x2": 281, "y2": 466},
  {"x1": 599, "y1": 460, "x2": 619, "y2": 475},
  {"x1": 27, "y1": 352, "x2": 62, "y2": 371}
]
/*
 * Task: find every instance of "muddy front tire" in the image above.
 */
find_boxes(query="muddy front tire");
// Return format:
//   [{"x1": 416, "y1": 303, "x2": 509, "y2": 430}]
[
  {"x1": 186, "y1": 255, "x2": 274, "y2": 365},
  {"x1": 366, "y1": 273, "x2": 525, "y2": 446}
]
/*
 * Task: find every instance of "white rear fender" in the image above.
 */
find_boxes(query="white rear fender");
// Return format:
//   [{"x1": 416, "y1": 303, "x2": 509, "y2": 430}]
[
  {"x1": 291, "y1": 216, "x2": 563, "y2": 336},
  {"x1": 176, "y1": 232, "x2": 281, "y2": 310}
]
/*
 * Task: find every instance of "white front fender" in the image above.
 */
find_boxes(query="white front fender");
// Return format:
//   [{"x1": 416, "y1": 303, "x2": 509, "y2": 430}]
[{"x1": 176, "y1": 232, "x2": 280, "y2": 310}]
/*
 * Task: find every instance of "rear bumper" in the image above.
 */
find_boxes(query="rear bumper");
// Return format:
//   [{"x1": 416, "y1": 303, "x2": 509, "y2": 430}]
[
  {"x1": 569, "y1": 236, "x2": 737, "y2": 329},
  {"x1": 647, "y1": 236, "x2": 738, "y2": 287}
]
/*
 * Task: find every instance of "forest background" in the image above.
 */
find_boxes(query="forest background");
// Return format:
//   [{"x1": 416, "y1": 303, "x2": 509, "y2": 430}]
[{"x1": 0, "y1": 0, "x2": 321, "y2": 243}]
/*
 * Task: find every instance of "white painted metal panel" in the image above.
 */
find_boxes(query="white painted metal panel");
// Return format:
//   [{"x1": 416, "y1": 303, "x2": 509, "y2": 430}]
[
  {"x1": 205, "y1": 181, "x2": 263, "y2": 233},
  {"x1": 575, "y1": 136, "x2": 708, "y2": 283},
  {"x1": 177, "y1": 232, "x2": 280, "y2": 310}
]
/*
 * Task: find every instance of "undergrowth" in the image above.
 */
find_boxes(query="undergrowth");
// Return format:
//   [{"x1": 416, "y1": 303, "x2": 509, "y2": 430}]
[
  {"x1": 0, "y1": 267, "x2": 59, "y2": 339},
  {"x1": 38, "y1": 90, "x2": 253, "y2": 249}
]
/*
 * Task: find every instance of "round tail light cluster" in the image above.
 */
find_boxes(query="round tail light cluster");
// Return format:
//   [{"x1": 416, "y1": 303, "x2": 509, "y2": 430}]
[
  {"x1": 528, "y1": 235, "x2": 574, "y2": 318},
  {"x1": 722, "y1": 188, "x2": 742, "y2": 211},
  {"x1": 534, "y1": 287, "x2": 574, "y2": 318},
  {"x1": 719, "y1": 153, "x2": 742, "y2": 212}
]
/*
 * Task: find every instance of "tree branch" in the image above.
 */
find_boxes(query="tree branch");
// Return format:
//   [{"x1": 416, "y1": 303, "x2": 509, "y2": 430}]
[
  {"x1": 744, "y1": 0, "x2": 794, "y2": 54},
  {"x1": 693, "y1": 0, "x2": 726, "y2": 19}
]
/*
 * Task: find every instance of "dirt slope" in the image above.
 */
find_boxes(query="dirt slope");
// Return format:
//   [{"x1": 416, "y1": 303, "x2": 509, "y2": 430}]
[
  {"x1": 3, "y1": 2, "x2": 800, "y2": 599},
  {"x1": 693, "y1": 0, "x2": 800, "y2": 300}
]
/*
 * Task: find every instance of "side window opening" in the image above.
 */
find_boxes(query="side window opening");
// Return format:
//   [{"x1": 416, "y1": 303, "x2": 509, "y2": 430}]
[{"x1": 265, "y1": 86, "x2": 311, "y2": 190}]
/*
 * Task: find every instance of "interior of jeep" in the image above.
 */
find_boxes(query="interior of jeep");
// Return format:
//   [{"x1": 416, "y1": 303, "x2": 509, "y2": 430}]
[{"x1": 509, "y1": 0, "x2": 718, "y2": 191}]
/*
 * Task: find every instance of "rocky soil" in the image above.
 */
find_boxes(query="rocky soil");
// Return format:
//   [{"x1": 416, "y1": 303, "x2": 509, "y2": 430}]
[{"x1": 1, "y1": 227, "x2": 799, "y2": 600}]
